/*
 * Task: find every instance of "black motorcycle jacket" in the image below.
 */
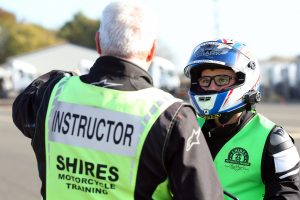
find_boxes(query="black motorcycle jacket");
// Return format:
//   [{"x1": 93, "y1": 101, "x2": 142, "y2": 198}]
[{"x1": 13, "y1": 56, "x2": 223, "y2": 200}]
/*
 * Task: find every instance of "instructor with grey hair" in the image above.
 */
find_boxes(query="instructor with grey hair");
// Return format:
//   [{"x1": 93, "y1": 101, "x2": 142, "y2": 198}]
[{"x1": 12, "y1": 1, "x2": 223, "y2": 199}]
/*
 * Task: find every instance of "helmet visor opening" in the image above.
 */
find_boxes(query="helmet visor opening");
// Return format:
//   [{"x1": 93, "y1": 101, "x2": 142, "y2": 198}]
[
  {"x1": 198, "y1": 75, "x2": 234, "y2": 87},
  {"x1": 189, "y1": 66, "x2": 245, "y2": 95}
]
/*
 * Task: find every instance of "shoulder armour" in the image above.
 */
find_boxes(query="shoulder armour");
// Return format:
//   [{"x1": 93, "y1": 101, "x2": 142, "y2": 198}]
[{"x1": 268, "y1": 126, "x2": 294, "y2": 154}]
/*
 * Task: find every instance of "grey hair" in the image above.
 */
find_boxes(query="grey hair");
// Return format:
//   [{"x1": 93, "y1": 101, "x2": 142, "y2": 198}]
[{"x1": 99, "y1": 1, "x2": 158, "y2": 58}]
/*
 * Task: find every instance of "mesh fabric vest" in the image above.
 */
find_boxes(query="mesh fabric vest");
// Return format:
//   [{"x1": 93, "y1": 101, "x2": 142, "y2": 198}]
[
  {"x1": 45, "y1": 76, "x2": 181, "y2": 199},
  {"x1": 198, "y1": 114, "x2": 274, "y2": 200}
]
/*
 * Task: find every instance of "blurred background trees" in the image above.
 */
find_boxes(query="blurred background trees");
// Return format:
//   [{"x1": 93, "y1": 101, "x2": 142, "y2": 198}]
[
  {"x1": 0, "y1": 8, "x2": 63, "y2": 63},
  {"x1": 0, "y1": 8, "x2": 174, "y2": 64},
  {"x1": 0, "y1": 7, "x2": 180, "y2": 99},
  {"x1": 0, "y1": 8, "x2": 100, "y2": 64},
  {"x1": 57, "y1": 12, "x2": 99, "y2": 49}
]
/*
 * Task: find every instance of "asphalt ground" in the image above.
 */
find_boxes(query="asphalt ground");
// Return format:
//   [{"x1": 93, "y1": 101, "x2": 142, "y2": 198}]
[{"x1": 0, "y1": 100, "x2": 300, "y2": 199}]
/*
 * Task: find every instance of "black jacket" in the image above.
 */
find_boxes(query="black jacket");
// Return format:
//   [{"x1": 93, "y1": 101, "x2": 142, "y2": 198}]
[
  {"x1": 12, "y1": 56, "x2": 223, "y2": 200},
  {"x1": 202, "y1": 111, "x2": 300, "y2": 200}
]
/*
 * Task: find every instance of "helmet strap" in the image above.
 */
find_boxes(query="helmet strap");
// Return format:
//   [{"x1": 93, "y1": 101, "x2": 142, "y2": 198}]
[
  {"x1": 217, "y1": 112, "x2": 235, "y2": 125},
  {"x1": 216, "y1": 106, "x2": 245, "y2": 125}
]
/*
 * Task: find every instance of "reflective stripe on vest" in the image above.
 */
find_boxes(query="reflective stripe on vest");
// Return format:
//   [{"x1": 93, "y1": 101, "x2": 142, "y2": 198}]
[
  {"x1": 198, "y1": 114, "x2": 274, "y2": 200},
  {"x1": 45, "y1": 76, "x2": 181, "y2": 199}
]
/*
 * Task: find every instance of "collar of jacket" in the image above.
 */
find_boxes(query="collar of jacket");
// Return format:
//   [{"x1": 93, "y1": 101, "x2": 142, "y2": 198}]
[
  {"x1": 203, "y1": 111, "x2": 255, "y2": 137},
  {"x1": 80, "y1": 56, "x2": 154, "y2": 90}
]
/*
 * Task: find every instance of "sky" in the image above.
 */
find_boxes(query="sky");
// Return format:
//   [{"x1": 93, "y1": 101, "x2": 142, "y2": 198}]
[{"x1": 1, "y1": 0, "x2": 300, "y2": 71}]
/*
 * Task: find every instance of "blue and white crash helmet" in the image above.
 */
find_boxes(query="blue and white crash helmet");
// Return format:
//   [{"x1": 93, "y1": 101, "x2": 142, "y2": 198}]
[{"x1": 184, "y1": 38, "x2": 260, "y2": 119}]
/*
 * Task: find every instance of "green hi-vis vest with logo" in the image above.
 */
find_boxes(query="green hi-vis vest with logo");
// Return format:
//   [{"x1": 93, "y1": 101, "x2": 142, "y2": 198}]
[
  {"x1": 198, "y1": 114, "x2": 275, "y2": 200},
  {"x1": 45, "y1": 76, "x2": 181, "y2": 200}
]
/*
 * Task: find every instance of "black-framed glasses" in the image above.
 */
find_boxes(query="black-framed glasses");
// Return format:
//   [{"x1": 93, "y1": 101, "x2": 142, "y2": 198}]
[{"x1": 198, "y1": 75, "x2": 234, "y2": 87}]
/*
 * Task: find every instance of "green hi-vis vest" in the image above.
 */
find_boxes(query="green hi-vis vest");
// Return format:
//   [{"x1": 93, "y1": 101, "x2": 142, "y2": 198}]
[
  {"x1": 198, "y1": 114, "x2": 275, "y2": 200},
  {"x1": 45, "y1": 76, "x2": 181, "y2": 200}
]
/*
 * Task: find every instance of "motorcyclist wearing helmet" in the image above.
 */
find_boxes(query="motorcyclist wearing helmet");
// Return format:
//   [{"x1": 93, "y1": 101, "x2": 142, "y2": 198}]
[{"x1": 184, "y1": 38, "x2": 300, "y2": 199}]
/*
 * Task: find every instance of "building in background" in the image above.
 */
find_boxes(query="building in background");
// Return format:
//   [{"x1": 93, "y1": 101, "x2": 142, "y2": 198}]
[
  {"x1": 0, "y1": 43, "x2": 99, "y2": 97},
  {"x1": 0, "y1": 44, "x2": 182, "y2": 99}
]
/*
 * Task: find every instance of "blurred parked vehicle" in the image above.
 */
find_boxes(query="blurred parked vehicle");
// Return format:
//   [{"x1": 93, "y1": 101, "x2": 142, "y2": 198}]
[{"x1": 148, "y1": 56, "x2": 180, "y2": 94}]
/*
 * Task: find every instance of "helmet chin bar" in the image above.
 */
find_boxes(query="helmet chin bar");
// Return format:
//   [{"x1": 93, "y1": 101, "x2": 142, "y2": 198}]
[
  {"x1": 198, "y1": 90, "x2": 261, "y2": 123},
  {"x1": 219, "y1": 90, "x2": 261, "y2": 124}
]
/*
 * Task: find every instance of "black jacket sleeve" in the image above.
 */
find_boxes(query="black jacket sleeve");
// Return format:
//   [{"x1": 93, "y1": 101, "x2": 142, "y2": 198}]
[
  {"x1": 135, "y1": 102, "x2": 223, "y2": 200},
  {"x1": 166, "y1": 104, "x2": 223, "y2": 200},
  {"x1": 263, "y1": 126, "x2": 300, "y2": 200},
  {"x1": 12, "y1": 70, "x2": 75, "y2": 139}
]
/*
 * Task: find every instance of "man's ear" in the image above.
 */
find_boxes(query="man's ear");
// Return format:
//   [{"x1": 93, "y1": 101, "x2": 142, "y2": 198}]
[
  {"x1": 146, "y1": 40, "x2": 156, "y2": 62},
  {"x1": 95, "y1": 31, "x2": 101, "y2": 55}
]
